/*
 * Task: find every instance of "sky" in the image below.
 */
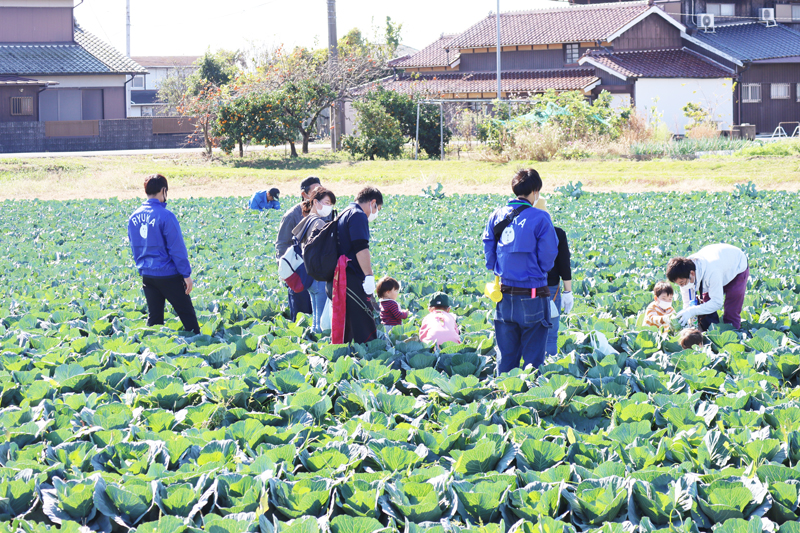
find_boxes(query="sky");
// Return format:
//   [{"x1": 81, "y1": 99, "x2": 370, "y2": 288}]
[{"x1": 74, "y1": 0, "x2": 566, "y2": 58}]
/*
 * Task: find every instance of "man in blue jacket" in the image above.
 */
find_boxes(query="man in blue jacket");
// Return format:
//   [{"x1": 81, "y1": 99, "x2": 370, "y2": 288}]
[
  {"x1": 249, "y1": 188, "x2": 281, "y2": 210},
  {"x1": 483, "y1": 168, "x2": 559, "y2": 374},
  {"x1": 128, "y1": 174, "x2": 200, "y2": 334}
]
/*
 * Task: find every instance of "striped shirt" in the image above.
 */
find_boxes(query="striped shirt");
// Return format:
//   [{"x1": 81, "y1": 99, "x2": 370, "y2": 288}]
[
  {"x1": 643, "y1": 302, "x2": 674, "y2": 327},
  {"x1": 380, "y1": 299, "x2": 409, "y2": 326}
]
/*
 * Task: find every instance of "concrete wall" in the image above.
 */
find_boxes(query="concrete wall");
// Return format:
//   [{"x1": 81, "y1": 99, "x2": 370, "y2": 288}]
[
  {"x1": 634, "y1": 77, "x2": 734, "y2": 134},
  {"x1": 0, "y1": 118, "x2": 202, "y2": 154}
]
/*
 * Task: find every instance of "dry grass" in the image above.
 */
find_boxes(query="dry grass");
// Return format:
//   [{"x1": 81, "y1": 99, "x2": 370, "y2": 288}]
[
  {"x1": 1, "y1": 151, "x2": 800, "y2": 201},
  {"x1": 686, "y1": 122, "x2": 721, "y2": 140}
]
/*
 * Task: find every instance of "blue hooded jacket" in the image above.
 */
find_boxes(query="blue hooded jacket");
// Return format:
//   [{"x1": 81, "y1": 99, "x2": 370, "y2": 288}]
[
  {"x1": 482, "y1": 198, "x2": 559, "y2": 289},
  {"x1": 128, "y1": 199, "x2": 192, "y2": 278}
]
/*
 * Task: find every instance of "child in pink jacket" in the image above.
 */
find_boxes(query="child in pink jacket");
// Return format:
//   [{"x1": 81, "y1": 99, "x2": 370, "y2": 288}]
[{"x1": 420, "y1": 292, "x2": 461, "y2": 346}]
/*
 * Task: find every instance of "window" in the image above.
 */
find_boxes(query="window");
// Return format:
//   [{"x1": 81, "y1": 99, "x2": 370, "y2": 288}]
[
  {"x1": 797, "y1": 83, "x2": 800, "y2": 102},
  {"x1": 565, "y1": 43, "x2": 580, "y2": 64},
  {"x1": 771, "y1": 83, "x2": 790, "y2": 99},
  {"x1": 706, "y1": 3, "x2": 735, "y2": 15},
  {"x1": 742, "y1": 83, "x2": 761, "y2": 103},
  {"x1": 794, "y1": 4, "x2": 800, "y2": 20},
  {"x1": 132, "y1": 75, "x2": 144, "y2": 89},
  {"x1": 10, "y1": 97, "x2": 34, "y2": 116}
]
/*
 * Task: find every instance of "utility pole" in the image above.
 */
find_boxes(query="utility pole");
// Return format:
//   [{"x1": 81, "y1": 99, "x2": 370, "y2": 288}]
[
  {"x1": 327, "y1": 0, "x2": 341, "y2": 151},
  {"x1": 126, "y1": 0, "x2": 132, "y2": 118},
  {"x1": 126, "y1": 0, "x2": 131, "y2": 57},
  {"x1": 496, "y1": 0, "x2": 502, "y2": 100}
]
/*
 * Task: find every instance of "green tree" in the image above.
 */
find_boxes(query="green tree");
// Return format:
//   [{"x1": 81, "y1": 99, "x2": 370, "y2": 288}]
[
  {"x1": 362, "y1": 88, "x2": 451, "y2": 158},
  {"x1": 342, "y1": 98, "x2": 404, "y2": 160},
  {"x1": 385, "y1": 17, "x2": 403, "y2": 55},
  {"x1": 215, "y1": 90, "x2": 299, "y2": 157},
  {"x1": 277, "y1": 79, "x2": 337, "y2": 157},
  {"x1": 188, "y1": 49, "x2": 242, "y2": 94}
]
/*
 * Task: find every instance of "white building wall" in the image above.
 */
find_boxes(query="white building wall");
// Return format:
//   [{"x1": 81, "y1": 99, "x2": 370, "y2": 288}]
[
  {"x1": 30, "y1": 74, "x2": 128, "y2": 88},
  {"x1": 634, "y1": 77, "x2": 734, "y2": 135}
]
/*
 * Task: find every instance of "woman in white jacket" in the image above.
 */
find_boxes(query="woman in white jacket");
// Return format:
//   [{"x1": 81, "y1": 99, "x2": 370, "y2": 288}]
[{"x1": 666, "y1": 243, "x2": 749, "y2": 330}]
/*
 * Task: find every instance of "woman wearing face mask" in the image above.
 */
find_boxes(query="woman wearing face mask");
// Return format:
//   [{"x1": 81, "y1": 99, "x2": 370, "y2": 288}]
[{"x1": 293, "y1": 187, "x2": 337, "y2": 333}]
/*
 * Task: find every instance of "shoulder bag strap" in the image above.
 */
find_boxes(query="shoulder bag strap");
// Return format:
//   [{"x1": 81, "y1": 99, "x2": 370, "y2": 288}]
[{"x1": 493, "y1": 204, "x2": 531, "y2": 241}]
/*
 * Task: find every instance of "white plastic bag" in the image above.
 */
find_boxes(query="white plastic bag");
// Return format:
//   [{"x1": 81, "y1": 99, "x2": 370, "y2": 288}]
[
  {"x1": 320, "y1": 298, "x2": 332, "y2": 331},
  {"x1": 590, "y1": 331, "x2": 619, "y2": 355},
  {"x1": 549, "y1": 299, "x2": 559, "y2": 321}
]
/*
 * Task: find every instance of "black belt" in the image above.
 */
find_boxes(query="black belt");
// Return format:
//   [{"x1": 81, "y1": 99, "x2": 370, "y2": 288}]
[{"x1": 500, "y1": 285, "x2": 551, "y2": 298}]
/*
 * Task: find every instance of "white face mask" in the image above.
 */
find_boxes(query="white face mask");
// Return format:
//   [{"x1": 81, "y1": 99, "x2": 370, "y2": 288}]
[
  {"x1": 368, "y1": 202, "x2": 379, "y2": 223},
  {"x1": 657, "y1": 299, "x2": 673, "y2": 310},
  {"x1": 317, "y1": 203, "x2": 333, "y2": 218}
]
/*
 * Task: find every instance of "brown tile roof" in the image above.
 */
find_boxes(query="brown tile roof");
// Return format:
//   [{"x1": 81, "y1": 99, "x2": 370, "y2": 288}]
[
  {"x1": 581, "y1": 48, "x2": 734, "y2": 78},
  {"x1": 130, "y1": 56, "x2": 201, "y2": 68},
  {"x1": 373, "y1": 69, "x2": 600, "y2": 96},
  {"x1": 392, "y1": 34, "x2": 459, "y2": 68},
  {"x1": 446, "y1": 2, "x2": 652, "y2": 49}
]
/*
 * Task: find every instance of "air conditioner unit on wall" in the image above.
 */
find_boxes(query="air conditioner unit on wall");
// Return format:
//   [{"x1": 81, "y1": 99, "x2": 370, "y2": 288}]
[
  {"x1": 698, "y1": 13, "x2": 715, "y2": 31},
  {"x1": 759, "y1": 8, "x2": 777, "y2": 26}
]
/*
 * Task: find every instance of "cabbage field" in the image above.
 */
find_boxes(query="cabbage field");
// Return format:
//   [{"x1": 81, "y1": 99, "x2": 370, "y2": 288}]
[{"x1": 2, "y1": 190, "x2": 800, "y2": 533}]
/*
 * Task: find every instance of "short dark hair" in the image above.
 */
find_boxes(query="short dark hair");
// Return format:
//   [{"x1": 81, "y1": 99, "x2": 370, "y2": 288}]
[
  {"x1": 356, "y1": 187, "x2": 383, "y2": 206},
  {"x1": 512, "y1": 168, "x2": 542, "y2": 197},
  {"x1": 144, "y1": 174, "x2": 168, "y2": 195},
  {"x1": 679, "y1": 328, "x2": 704, "y2": 349},
  {"x1": 301, "y1": 187, "x2": 337, "y2": 217},
  {"x1": 653, "y1": 281, "x2": 674, "y2": 298},
  {"x1": 666, "y1": 257, "x2": 696, "y2": 282},
  {"x1": 376, "y1": 276, "x2": 400, "y2": 299},
  {"x1": 300, "y1": 176, "x2": 321, "y2": 193}
]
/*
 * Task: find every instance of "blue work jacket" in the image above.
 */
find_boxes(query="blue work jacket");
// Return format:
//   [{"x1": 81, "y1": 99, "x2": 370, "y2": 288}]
[
  {"x1": 482, "y1": 198, "x2": 559, "y2": 289},
  {"x1": 127, "y1": 199, "x2": 192, "y2": 278}
]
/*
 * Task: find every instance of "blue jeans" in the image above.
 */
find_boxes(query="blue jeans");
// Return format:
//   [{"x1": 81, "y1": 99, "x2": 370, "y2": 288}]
[
  {"x1": 495, "y1": 293, "x2": 552, "y2": 374},
  {"x1": 288, "y1": 287, "x2": 312, "y2": 322},
  {"x1": 546, "y1": 284, "x2": 561, "y2": 356},
  {"x1": 307, "y1": 280, "x2": 328, "y2": 333}
]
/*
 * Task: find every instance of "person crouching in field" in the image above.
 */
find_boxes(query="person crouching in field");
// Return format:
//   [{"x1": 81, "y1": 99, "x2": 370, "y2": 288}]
[
  {"x1": 127, "y1": 174, "x2": 200, "y2": 334},
  {"x1": 420, "y1": 292, "x2": 461, "y2": 346},
  {"x1": 643, "y1": 281, "x2": 675, "y2": 327},
  {"x1": 377, "y1": 277, "x2": 409, "y2": 334},
  {"x1": 666, "y1": 243, "x2": 749, "y2": 331}
]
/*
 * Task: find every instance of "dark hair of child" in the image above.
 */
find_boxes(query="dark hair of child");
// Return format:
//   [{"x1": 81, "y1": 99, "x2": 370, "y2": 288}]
[
  {"x1": 679, "y1": 328, "x2": 704, "y2": 349},
  {"x1": 653, "y1": 281, "x2": 674, "y2": 298},
  {"x1": 376, "y1": 276, "x2": 400, "y2": 299}
]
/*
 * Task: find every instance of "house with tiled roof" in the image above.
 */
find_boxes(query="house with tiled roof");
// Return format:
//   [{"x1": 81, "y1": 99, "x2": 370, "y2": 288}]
[
  {"x1": 0, "y1": 0, "x2": 146, "y2": 123},
  {"x1": 687, "y1": 22, "x2": 800, "y2": 133},
  {"x1": 129, "y1": 56, "x2": 200, "y2": 117},
  {"x1": 381, "y1": 2, "x2": 743, "y2": 134},
  {"x1": 564, "y1": 0, "x2": 800, "y2": 133}
]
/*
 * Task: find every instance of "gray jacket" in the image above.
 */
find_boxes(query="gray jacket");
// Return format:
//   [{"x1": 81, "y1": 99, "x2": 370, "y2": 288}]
[{"x1": 275, "y1": 203, "x2": 304, "y2": 259}]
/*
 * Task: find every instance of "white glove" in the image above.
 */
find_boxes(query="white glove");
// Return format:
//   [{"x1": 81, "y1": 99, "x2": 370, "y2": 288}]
[
  {"x1": 676, "y1": 308, "x2": 695, "y2": 327},
  {"x1": 561, "y1": 291, "x2": 574, "y2": 315},
  {"x1": 362, "y1": 275, "x2": 376, "y2": 295}
]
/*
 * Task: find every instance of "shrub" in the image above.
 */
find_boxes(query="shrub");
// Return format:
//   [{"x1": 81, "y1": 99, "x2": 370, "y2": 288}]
[
  {"x1": 479, "y1": 123, "x2": 563, "y2": 162},
  {"x1": 736, "y1": 140, "x2": 800, "y2": 157},
  {"x1": 683, "y1": 102, "x2": 719, "y2": 140},
  {"x1": 342, "y1": 99, "x2": 405, "y2": 160},
  {"x1": 357, "y1": 88, "x2": 451, "y2": 158}
]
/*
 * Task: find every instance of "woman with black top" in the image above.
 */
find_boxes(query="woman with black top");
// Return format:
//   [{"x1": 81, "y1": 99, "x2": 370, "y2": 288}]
[{"x1": 535, "y1": 199, "x2": 574, "y2": 356}]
